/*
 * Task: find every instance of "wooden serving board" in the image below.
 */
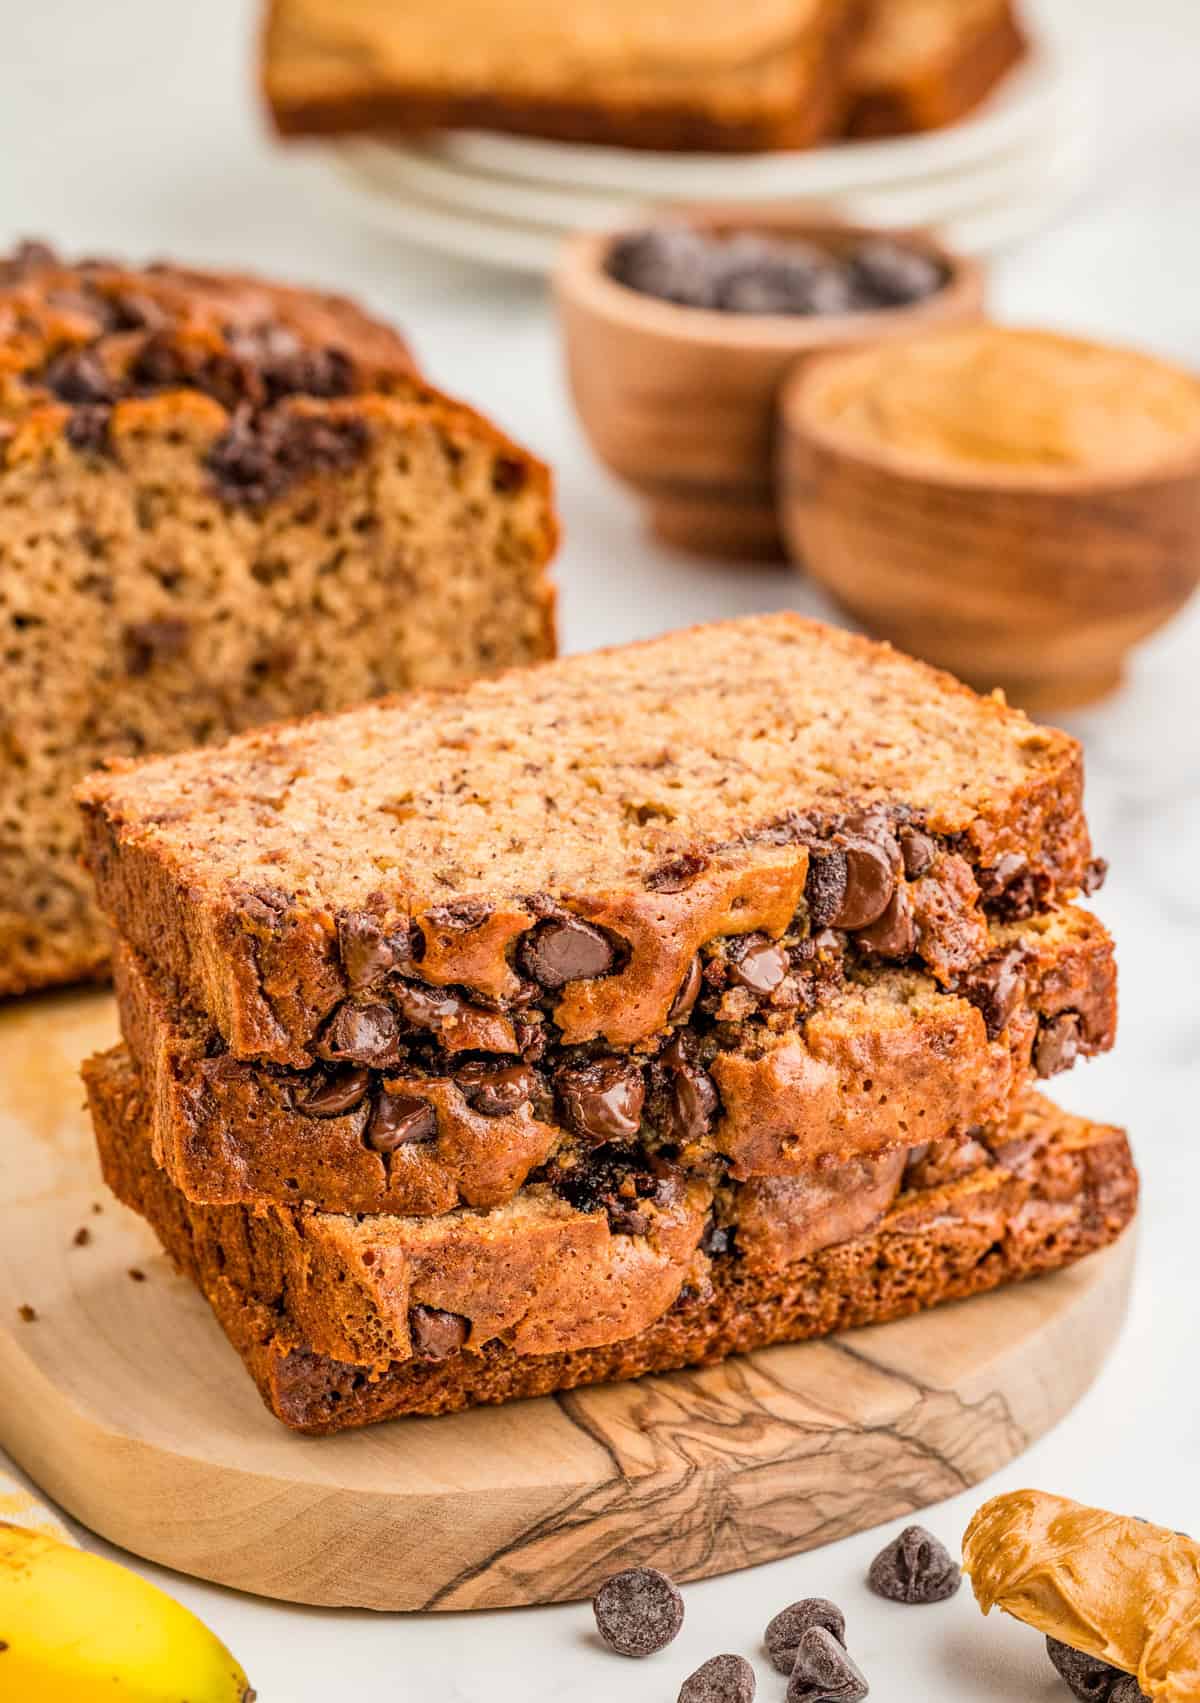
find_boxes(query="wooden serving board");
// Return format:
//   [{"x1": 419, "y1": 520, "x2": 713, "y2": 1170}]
[{"x1": 0, "y1": 987, "x2": 1134, "y2": 1611}]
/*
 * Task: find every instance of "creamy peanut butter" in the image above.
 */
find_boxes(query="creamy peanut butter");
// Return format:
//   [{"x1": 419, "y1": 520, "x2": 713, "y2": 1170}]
[
  {"x1": 821, "y1": 328, "x2": 1200, "y2": 476},
  {"x1": 963, "y1": 1490, "x2": 1200, "y2": 1703}
]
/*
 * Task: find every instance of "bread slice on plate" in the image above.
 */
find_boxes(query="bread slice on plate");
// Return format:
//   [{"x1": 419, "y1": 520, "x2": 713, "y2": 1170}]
[{"x1": 847, "y1": 0, "x2": 1027, "y2": 136}]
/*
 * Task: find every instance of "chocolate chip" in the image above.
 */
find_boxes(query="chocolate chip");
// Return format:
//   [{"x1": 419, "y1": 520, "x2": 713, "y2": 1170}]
[
  {"x1": 1035, "y1": 1012, "x2": 1082, "y2": 1078},
  {"x1": 899, "y1": 829, "x2": 937, "y2": 879},
  {"x1": 668, "y1": 955, "x2": 703, "y2": 1023},
  {"x1": 959, "y1": 946, "x2": 1028, "y2": 1040},
  {"x1": 592, "y1": 1566, "x2": 684, "y2": 1658},
  {"x1": 787, "y1": 1627, "x2": 869, "y2": 1703},
  {"x1": 1081, "y1": 858, "x2": 1108, "y2": 896},
  {"x1": 366, "y1": 1091, "x2": 437, "y2": 1151},
  {"x1": 867, "y1": 1525, "x2": 961, "y2": 1604},
  {"x1": 606, "y1": 1203, "x2": 652, "y2": 1236},
  {"x1": 765, "y1": 1600, "x2": 846, "y2": 1675},
  {"x1": 207, "y1": 406, "x2": 368, "y2": 509},
  {"x1": 1046, "y1": 1637, "x2": 1130, "y2": 1701},
  {"x1": 121, "y1": 617, "x2": 190, "y2": 677},
  {"x1": 853, "y1": 885, "x2": 916, "y2": 959},
  {"x1": 851, "y1": 238, "x2": 946, "y2": 307},
  {"x1": 409, "y1": 1304, "x2": 468, "y2": 1360},
  {"x1": 519, "y1": 916, "x2": 616, "y2": 989},
  {"x1": 834, "y1": 839, "x2": 898, "y2": 931},
  {"x1": 41, "y1": 347, "x2": 117, "y2": 404},
  {"x1": 678, "y1": 1653, "x2": 756, "y2": 1703},
  {"x1": 805, "y1": 851, "x2": 849, "y2": 930},
  {"x1": 64, "y1": 404, "x2": 112, "y2": 454},
  {"x1": 700, "y1": 1215, "x2": 734, "y2": 1259},
  {"x1": 337, "y1": 909, "x2": 418, "y2": 987},
  {"x1": 456, "y1": 1061, "x2": 535, "y2": 1117},
  {"x1": 645, "y1": 851, "x2": 709, "y2": 893},
  {"x1": 423, "y1": 897, "x2": 492, "y2": 933},
  {"x1": 728, "y1": 933, "x2": 788, "y2": 995},
  {"x1": 660, "y1": 1038, "x2": 719, "y2": 1144},
  {"x1": 557, "y1": 1056, "x2": 645, "y2": 1142},
  {"x1": 607, "y1": 226, "x2": 724, "y2": 308},
  {"x1": 319, "y1": 1000, "x2": 402, "y2": 1066},
  {"x1": 293, "y1": 1065, "x2": 370, "y2": 1118},
  {"x1": 976, "y1": 853, "x2": 1029, "y2": 903},
  {"x1": 392, "y1": 979, "x2": 470, "y2": 1033}
]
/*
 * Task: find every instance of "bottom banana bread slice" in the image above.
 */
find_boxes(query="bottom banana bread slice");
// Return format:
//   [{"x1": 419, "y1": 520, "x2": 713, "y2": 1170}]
[{"x1": 86, "y1": 1047, "x2": 1137, "y2": 1434}]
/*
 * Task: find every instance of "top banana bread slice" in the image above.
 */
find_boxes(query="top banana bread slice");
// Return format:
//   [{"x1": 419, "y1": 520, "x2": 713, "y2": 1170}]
[
  {"x1": 79, "y1": 612, "x2": 1101, "y2": 1066},
  {"x1": 262, "y1": 0, "x2": 858, "y2": 152},
  {"x1": 0, "y1": 241, "x2": 557, "y2": 998},
  {"x1": 847, "y1": 0, "x2": 1027, "y2": 137}
]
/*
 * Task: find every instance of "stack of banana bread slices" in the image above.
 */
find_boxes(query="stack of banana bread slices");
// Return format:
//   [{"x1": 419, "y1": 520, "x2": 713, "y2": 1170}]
[{"x1": 78, "y1": 614, "x2": 1136, "y2": 1434}]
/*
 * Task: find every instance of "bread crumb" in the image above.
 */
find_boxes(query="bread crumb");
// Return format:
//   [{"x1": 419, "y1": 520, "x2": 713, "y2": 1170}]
[
  {"x1": 128, "y1": 1267, "x2": 146, "y2": 1282},
  {"x1": 17, "y1": 1304, "x2": 37, "y2": 1323},
  {"x1": 72, "y1": 1226, "x2": 91, "y2": 1247}
]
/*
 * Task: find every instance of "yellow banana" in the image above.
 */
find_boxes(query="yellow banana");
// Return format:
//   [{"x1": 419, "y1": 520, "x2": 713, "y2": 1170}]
[{"x1": 0, "y1": 1519, "x2": 254, "y2": 1702}]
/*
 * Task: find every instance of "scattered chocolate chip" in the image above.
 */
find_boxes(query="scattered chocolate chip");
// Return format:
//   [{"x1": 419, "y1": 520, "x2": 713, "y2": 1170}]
[
  {"x1": 557, "y1": 1056, "x2": 646, "y2": 1142},
  {"x1": 853, "y1": 885, "x2": 916, "y2": 959},
  {"x1": 319, "y1": 1000, "x2": 402, "y2": 1066},
  {"x1": 121, "y1": 616, "x2": 190, "y2": 677},
  {"x1": 17, "y1": 1304, "x2": 37, "y2": 1323},
  {"x1": 409, "y1": 1304, "x2": 468, "y2": 1360},
  {"x1": 645, "y1": 851, "x2": 709, "y2": 893},
  {"x1": 607, "y1": 225, "x2": 724, "y2": 308},
  {"x1": 1035, "y1": 1012, "x2": 1082, "y2": 1078},
  {"x1": 765, "y1": 1599, "x2": 846, "y2": 1675},
  {"x1": 959, "y1": 946, "x2": 1028, "y2": 1040},
  {"x1": 293, "y1": 1064, "x2": 370, "y2": 1118},
  {"x1": 899, "y1": 829, "x2": 937, "y2": 880},
  {"x1": 519, "y1": 916, "x2": 617, "y2": 989},
  {"x1": 787, "y1": 1626, "x2": 869, "y2": 1703},
  {"x1": 834, "y1": 838, "x2": 898, "y2": 931},
  {"x1": 366, "y1": 1091, "x2": 437, "y2": 1151},
  {"x1": 678, "y1": 1653, "x2": 756, "y2": 1703},
  {"x1": 668, "y1": 954, "x2": 704, "y2": 1023},
  {"x1": 1046, "y1": 1637, "x2": 1130, "y2": 1701},
  {"x1": 456, "y1": 1061, "x2": 535, "y2": 1117},
  {"x1": 592, "y1": 1566, "x2": 684, "y2": 1657},
  {"x1": 72, "y1": 1227, "x2": 91, "y2": 1247},
  {"x1": 867, "y1": 1525, "x2": 961, "y2": 1604},
  {"x1": 728, "y1": 933, "x2": 789, "y2": 995},
  {"x1": 128, "y1": 1267, "x2": 146, "y2": 1283},
  {"x1": 337, "y1": 909, "x2": 418, "y2": 986}
]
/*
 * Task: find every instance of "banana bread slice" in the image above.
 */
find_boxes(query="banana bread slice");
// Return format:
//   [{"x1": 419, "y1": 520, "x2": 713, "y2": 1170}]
[
  {"x1": 87, "y1": 1045, "x2": 1137, "y2": 1432},
  {"x1": 262, "y1": 0, "x2": 859, "y2": 152},
  {"x1": 113, "y1": 904, "x2": 1114, "y2": 1215},
  {"x1": 80, "y1": 613, "x2": 1102, "y2": 1068},
  {"x1": 0, "y1": 240, "x2": 557, "y2": 998},
  {"x1": 847, "y1": 0, "x2": 1027, "y2": 137}
]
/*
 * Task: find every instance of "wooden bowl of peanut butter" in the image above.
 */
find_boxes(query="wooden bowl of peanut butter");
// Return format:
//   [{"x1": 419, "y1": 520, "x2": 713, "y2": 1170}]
[{"x1": 779, "y1": 324, "x2": 1200, "y2": 710}]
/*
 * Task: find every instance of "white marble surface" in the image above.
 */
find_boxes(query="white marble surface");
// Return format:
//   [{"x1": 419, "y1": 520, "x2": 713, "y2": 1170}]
[{"x1": 2, "y1": 1, "x2": 1199, "y2": 1697}]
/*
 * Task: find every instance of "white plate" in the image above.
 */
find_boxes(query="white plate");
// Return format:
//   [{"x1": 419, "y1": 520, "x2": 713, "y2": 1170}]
[
  {"x1": 325, "y1": 110, "x2": 1094, "y2": 273},
  {"x1": 425, "y1": 40, "x2": 1078, "y2": 197}
]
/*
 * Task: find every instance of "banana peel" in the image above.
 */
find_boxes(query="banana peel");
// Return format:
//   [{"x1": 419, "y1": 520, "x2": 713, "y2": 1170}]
[{"x1": 0, "y1": 1467, "x2": 253, "y2": 1702}]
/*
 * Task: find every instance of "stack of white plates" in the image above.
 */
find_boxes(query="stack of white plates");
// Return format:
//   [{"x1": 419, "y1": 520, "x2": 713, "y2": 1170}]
[{"x1": 321, "y1": 39, "x2": 1095, "y2": 273}]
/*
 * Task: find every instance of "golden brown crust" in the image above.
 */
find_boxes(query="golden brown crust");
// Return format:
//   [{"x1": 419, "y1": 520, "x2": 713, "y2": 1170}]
[
  {"x1": 0, "y1": 243, "x2": 558, "y2": 1000},
  {"x1": 261, "y1": 0, "x2": 860, "y2": 152},
  {"x1": 111, "y1": 905, "x2": 1114, "y2": 1216},
  {"x1": 78, "y1": 613, "x2": 1095, "y2": 1065},
  {"x1": 846, "y1": 0, "x2": 1027, "y2": 137},
  {"x1": 89, "y1": 1052, "x2": 1137, "y2": 1431}
]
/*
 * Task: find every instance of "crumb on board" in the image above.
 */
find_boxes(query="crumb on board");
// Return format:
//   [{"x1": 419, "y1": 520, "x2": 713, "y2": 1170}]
[
  {"x1": 72, "y1": 1226, "x2": 91, "y2": 1247},
  {"x1": 17, "y1": 1304, "x2": 37, "y2": 1323},
  {"x1": 128, "y1": 1267, "x2": 146, "y2": 1283}
]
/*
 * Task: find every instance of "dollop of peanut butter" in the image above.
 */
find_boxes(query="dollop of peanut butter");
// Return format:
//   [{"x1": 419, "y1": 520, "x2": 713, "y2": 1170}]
[{"x1": 962, "y1": 1490, "x2": 1200, "y2": 1702}]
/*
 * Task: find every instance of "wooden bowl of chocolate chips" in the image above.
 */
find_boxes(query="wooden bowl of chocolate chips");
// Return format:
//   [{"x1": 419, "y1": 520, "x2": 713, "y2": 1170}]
[{"x1": 554, "y1": 209, "x2": 984, "y2": 561}]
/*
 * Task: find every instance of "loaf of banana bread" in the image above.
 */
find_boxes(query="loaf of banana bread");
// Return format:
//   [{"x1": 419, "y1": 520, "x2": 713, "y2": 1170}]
[
  {"x1": 87, "y1": 1044, "x2": 1137, "y2": 1432},
  {"x1": 79, "y1": 614, "x2": 1102, "y2": 1074},
  {"x1": 262, "y1": 0, "x2": 860, "y2": 152},
  {"x1": 113, "y1": 903, "x2": 1114, "y2": 1216},
  {"x1": 847, "y1": 0, "x2": 1027, "y2": 137},
  {"x1": 0, "y1": 240, "x2": 558, "y2": 998}
]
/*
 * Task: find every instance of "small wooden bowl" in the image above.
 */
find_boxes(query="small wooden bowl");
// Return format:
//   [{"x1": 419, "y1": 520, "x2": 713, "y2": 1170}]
[
  {"x1": 779, "y1": 325, "x2": 1200, "y2": 710},
  {"x1": 554, "y1": 211, "x2": 985, "y2": 560}
]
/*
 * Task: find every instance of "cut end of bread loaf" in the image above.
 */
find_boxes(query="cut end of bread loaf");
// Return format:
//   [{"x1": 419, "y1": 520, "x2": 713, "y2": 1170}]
[{"x1": 0, "y1": 242, "x2": 558, "y2": 996}]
